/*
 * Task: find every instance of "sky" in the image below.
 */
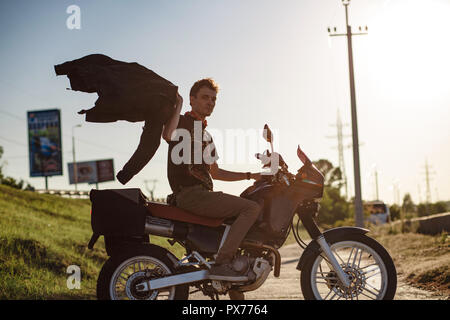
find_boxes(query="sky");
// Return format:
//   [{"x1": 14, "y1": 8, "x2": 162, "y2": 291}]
[{"x1": 0, "y1": 0, "x2": 449, "y2": 205}]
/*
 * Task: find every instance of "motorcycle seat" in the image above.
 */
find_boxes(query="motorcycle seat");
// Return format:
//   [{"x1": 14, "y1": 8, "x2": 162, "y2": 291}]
[{"x1": 145, "y1": 201, "x2": 225, "y2": 228}]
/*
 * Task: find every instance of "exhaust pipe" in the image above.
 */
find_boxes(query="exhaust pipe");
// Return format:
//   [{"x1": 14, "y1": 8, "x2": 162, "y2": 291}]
[
  {"x1": 144, "y1": 216, "x2": 188, "y2": 239},
  {"x1": 144, "y1": 216, "x2": 174, "y2": 237}
]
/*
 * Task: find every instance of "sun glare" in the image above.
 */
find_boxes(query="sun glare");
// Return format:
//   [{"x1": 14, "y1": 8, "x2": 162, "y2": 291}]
[{"x1": 365, "y1": 0, "x2": 450, "y2": 102}]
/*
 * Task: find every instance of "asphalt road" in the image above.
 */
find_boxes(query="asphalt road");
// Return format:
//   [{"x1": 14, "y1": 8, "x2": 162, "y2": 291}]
[{"x1": 189, "y1": 243, "x2": 443, "y2": 300}]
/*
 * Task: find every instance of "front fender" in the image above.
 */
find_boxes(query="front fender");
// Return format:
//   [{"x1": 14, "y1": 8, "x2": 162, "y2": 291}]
[{"x1": 296, "y1": 227, "x2": 369, "y2": 271}]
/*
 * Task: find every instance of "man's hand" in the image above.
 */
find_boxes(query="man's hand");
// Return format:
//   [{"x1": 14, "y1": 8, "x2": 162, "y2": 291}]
[
  {"x1": 175, "y1": 92, "x2": 183, "y2": 108},
  {"x1": 162, "y1": 92, "x2": 183, "y2": 142},
  {"x1": 116, "y1": 170, "x2": 132, "y2": 185},
  {"x1": 250, "y1": 173, "x2": 261, "y2": 180}
]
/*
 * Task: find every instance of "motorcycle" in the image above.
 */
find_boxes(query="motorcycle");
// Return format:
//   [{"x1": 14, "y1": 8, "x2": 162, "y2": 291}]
[{"x1": 87, "y1": 125, "x2": 397, "y2": 300}]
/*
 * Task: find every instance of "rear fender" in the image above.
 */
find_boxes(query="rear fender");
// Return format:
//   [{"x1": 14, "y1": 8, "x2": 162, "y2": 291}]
[
  {"x1": 296, "y1": 227, "x2": 369, "y2": 271},
  {"x1": 103, "y1": 235, "x2": 150, "y2": 256}
]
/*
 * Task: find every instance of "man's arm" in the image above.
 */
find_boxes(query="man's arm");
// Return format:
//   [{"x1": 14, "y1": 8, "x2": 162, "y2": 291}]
[
  {"x1": 116, "y1": 120, "x2": 164, "y2": 184},
  {"x1": 162, "y1": 93, "x2": 183, "y2": 142},
  {"x1": 210, "y1": 162, "x2": 260, "y2": 181}
]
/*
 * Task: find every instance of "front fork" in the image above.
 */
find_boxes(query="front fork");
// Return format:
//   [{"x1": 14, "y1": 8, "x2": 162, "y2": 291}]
[{"x1": 299, "y1": 209, "x2": 352, "y2": 288}]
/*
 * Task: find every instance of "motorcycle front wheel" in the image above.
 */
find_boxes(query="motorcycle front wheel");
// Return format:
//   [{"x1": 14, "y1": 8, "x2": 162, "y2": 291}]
[
  {"x1": 96, "y1": 244, "x2": 189, "y2": 300},
  {"x1": 300, "y1": 233, "x2": 397, "y2": 300}
]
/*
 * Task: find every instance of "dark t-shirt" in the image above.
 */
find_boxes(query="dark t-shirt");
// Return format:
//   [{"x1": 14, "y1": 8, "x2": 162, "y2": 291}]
[{"x1": 167, "y1": 114, "x2": 219, "y2": 193}]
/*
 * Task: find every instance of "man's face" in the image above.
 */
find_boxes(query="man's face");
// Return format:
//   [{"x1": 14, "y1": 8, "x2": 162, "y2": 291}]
[{"x1": 190, "y1": 86, "x2": 217, "y2": 118}]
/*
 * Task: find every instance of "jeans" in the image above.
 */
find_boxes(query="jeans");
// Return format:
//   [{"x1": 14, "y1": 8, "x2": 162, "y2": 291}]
[{"x1": 176, "y1": 185, "x2": 261, "y2": 264}]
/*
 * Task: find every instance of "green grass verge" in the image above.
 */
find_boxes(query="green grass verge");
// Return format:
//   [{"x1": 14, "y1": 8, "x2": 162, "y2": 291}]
[{"x1": 0, "y1": 184, "x2": 183, "y2": 299}]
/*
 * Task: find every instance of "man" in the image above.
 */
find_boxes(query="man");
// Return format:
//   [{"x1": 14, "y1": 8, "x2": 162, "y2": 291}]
[{"x1": 163, "y1": 78, "x2": 261, "y2": 280}]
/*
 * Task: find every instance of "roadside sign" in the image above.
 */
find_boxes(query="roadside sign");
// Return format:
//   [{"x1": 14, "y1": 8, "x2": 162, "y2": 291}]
[
  {"x1": 68, "y1": 159, "x2": 114, "y2": 184},
  {"x1": 27, "y1": 109, "x2": 63, "y2": 177}
]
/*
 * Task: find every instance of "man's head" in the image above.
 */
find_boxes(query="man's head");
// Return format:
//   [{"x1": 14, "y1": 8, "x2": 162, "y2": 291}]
[{"x1": 189, "y1": 78, "x2": 219, "y2": 119}]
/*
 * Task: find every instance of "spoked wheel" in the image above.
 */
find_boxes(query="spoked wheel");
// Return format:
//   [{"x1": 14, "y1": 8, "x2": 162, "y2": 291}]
[
  {"x1": 97, "y1": 244, "x2": 189, "y2": 300},
  {"x1": 301, "y1": 234, "x2": 397, "y2": 300}
]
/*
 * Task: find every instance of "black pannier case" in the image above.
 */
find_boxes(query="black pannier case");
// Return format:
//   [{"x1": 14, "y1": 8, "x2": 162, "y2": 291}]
[{"x1": 90, "y1": 188, "x2": 148, "y2": 236}]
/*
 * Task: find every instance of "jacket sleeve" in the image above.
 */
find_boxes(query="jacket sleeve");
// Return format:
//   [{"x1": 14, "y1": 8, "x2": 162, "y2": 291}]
[{"x1": 116, "y1": 119, "x2": 164, "y2": 184}]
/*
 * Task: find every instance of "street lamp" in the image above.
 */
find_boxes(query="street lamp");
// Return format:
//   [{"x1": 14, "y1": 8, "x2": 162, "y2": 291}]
[{"x1": 72, "y1": 124, "x2": 82, "y2": 191}]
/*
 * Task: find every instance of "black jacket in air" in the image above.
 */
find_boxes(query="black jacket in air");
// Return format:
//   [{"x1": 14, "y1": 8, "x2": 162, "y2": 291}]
[{"x1": 55, "y1": 54, "x2": 178, "y2": 184}]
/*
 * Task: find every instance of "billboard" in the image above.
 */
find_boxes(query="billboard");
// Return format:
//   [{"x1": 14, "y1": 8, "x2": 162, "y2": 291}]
[
  {"x1": 68, "y1": 159, "x2": 115, "y2": 184},
  {"x1": 27, "y1": 109, "x2": 63, "y2": 177}
]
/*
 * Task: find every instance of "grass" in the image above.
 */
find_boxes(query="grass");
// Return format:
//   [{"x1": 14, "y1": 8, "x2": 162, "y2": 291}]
[{"x1": 0, "y1": 184, "x2": 183, "y2": 300}]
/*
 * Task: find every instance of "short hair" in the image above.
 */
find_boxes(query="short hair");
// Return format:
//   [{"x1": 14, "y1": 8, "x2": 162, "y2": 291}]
[{"x1": 189, "y1": 78, "x2": 219, "y2": 98}]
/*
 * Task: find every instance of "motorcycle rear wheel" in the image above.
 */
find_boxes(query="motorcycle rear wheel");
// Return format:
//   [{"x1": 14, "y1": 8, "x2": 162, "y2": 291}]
[
  {"x1": 300, "y1": 233, "x2": 397, "y2": 300},
  {"x1": 96, "y1": 244, "x2": 189, "y2": 300}
]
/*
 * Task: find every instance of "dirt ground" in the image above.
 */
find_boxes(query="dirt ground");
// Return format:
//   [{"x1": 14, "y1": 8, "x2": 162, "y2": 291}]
[
  {"x1": 373, "y1": 232, "x2": 449, "y2": 298},
  {"x1": 189, "y1": 237, "x2": 449, "y2": 300}
]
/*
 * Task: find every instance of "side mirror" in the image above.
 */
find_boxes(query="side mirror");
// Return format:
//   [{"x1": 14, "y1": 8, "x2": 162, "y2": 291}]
[
  {"x1": 263, "y1": 124, "x2": 274, "y2": 153},
  {"x1": 263, "y1": 124, "x2": 273, "y2": 143},
  {"x1": 297, "y1": 145, "x2": 312, "y2": 165}
]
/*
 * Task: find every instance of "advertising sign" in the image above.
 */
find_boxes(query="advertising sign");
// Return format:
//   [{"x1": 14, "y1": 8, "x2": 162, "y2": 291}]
[
  {"x1": 68, "y1": 159, "x2": 114, "y2": 184},
  {"x1": 27, "y1": 109, "x2": 63, "y2": 177},
  {"x1": 96, "y1": 159, "x2": 115, "y2": 183}
]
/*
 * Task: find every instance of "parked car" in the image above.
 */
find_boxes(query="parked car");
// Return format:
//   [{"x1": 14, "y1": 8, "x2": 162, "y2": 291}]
[{"x1": 365, "y1": 200, "x2": 390, "y2": 225}]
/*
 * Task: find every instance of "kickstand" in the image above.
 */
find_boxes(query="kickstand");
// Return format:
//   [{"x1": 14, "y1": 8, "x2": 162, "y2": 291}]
[{"x1": 209, "y1": 293, "x2": 220, "y2": 300}]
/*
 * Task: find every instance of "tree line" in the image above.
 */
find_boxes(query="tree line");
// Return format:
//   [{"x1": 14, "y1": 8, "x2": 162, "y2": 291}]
[
  {"x1": 0, "y1": 145, "x2": 35, "y2": 191},
  {"x1": 389, "y1": 192, "x2": 448, "y2": 220},
  {"x1": 311, "y1": 159, "x2": 448, "y2": 227}
]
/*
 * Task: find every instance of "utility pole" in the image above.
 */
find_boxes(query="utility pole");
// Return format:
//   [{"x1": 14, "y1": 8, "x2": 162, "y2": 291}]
[
  {"x1": 72, "y1": 124, "x2": 82, "y2": 191},
  {"x1": 417, "y1": 184, "x2": 422, "y2": 203},
  {"x1": 422, "y1": 159, "x2": 435, "y2": 204},
  {"x1": 327, "y1": 109, "x2": 350, "y2": 199},
  {"x1": 374, "y1": 167, "x2": 379, "y2": 200},
  {"x1": 368, "y1": 164, "x2": 380, "y2": 200},
  {"x1": 391, "y1": 181, "x2": 400, "y2": 206},
  {"x1": 421, "y1": 159, "x2": 435, "y2": 216},
  {"x1": 328, "y1": 0, "x2": 368, "y2": 227},
  {"x1": 144, "y1": 179, "x2": 158, "y2": 201},
  {"x1": 425, "y1": 159, "x2": 431, "y2": 204}
]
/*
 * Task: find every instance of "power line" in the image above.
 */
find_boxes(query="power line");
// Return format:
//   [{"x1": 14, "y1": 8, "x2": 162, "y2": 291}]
[
  {"x1": 74, "y1": 136, "x2": 131, "y2": 156},
  {"x1": 0, "y1": 135, "x2": 27, "y2": 147},
  {"x1": 326, "y1": 109, "x2": 350, "y2": 199},
  {"x1": 2, "y1": 152, "x2": 73, "y2": 160},
  {"x1": 417, "y1": 184, "x2": 422, "y2": 203},
  {"x1": 0, "y1": 77, "x2": 131, "y2": 157},
  {"x1": 0, "y1": 107, "x2": 130, "y2": 156},
  {"x1": 0, "y1": 78, "x2": 60, "y2": 109},
  {"x1": 0, "y1": 110, "x2": 24, "y2": 122},
  {"x1": 422, "y1": 159, "x2": 435, "y2": 204}
]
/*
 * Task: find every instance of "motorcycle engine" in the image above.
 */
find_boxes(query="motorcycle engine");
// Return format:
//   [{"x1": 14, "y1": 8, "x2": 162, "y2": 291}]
[
  {"x1": 232, "y1": 256, "x2": 252, "y2": 274},
  {"x1": 236, "y1": 257, "x2": 272, "y2": 292}
]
